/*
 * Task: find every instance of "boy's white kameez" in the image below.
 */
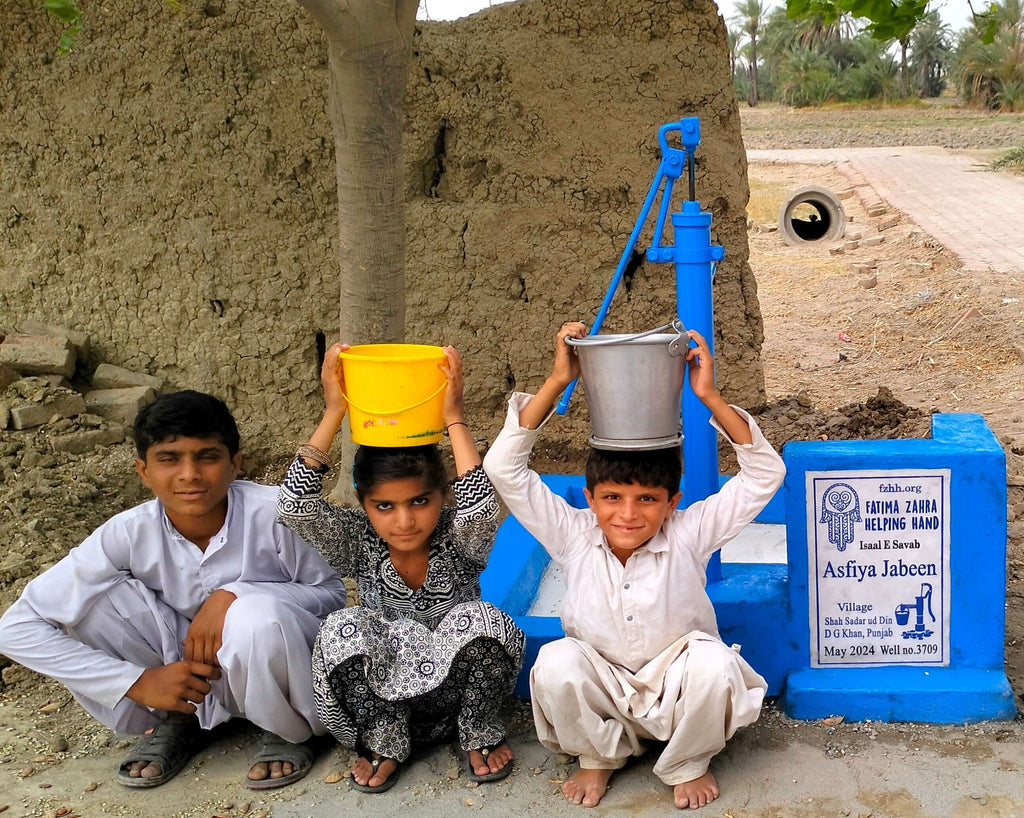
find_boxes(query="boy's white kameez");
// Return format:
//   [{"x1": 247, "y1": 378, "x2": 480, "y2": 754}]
[
  {"x1": 483, "y1": 393, "x2": 786, "y2": 785},
  {"x1": 0, "y1": 481, "x2": 348, "y2": 742}
]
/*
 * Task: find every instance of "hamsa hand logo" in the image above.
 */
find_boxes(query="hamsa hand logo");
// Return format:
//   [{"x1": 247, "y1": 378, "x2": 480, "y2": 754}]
[{"x1": 820, "y1": 482, "x2": 861, "y2": 552}]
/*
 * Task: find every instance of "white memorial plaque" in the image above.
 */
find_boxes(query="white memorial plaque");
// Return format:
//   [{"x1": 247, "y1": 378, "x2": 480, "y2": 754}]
[{"x1": 807, "y1": 469, "x2": 951, "y2": 667}]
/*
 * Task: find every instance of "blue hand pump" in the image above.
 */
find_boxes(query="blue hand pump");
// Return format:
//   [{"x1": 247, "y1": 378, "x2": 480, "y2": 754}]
[{"x1": 555, "y1": 118, "x2": 726, "y2": 582}]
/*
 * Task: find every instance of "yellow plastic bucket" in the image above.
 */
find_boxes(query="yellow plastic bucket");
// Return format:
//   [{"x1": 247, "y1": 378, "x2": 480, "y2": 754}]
[{"x1": 338, "y1": 344, "x2": 448, "y2": 446}]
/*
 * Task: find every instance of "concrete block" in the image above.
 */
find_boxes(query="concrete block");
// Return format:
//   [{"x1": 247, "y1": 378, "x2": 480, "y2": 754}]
[
  {"x1": 10, "y1": 392, "x2": 87, "y2": 430},
  {"x1": 91, "y1": 363, "x2": 162, "y2": 391},
  {"x1": 862, "y1": 235, "x2": 885, "y2": 247},
  {"x1": 828, "y1": 245, "x2": 845, "y2": 256},
  {"x1": 39, "y1": 375, "x2": 73, "y2": 390},
  {"x1": 878, "y1": 215, "x2": 901, "y2": 231},
  {"x1": 844, "y1": 240, "x2": 860, "y2": 251},
  {"x1": 49, "y1": 425, "x2": 126, "y2": 455},
  {"x1": 18, "y1": 320, "x2": 91, "y2": 362},
  {"x1": 0, "y1": 363, "x2": 20, "y2": 390},
  {"x1": 84, "y1": 386, "x2": 156, "y2": 426},
  {"x1": 0, "y1": 337, "x2": 76, "y2": 378},
  {"x1": 3, "y1": 333, "x2": 73, "y2": 350}
]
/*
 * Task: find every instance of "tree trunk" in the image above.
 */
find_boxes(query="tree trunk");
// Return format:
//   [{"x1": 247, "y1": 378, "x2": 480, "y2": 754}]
[
  {"x1": 295, "y1": 0, "x2": 418, "y2": 344},
  {"x1": 900, "y1": 37, "x2": 909, "y2": 100},
  {"x1": 748, "y1": 33, "x2": 759, "y2": 107},
  {"x1": 293, "y1": 0, "x2": 418, "y2": 501}
]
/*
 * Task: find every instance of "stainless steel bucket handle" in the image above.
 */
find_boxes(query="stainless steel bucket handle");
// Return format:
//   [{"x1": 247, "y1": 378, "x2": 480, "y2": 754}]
[{"x1": 566, "y1": 318, "x2": 687, "y2": 350}]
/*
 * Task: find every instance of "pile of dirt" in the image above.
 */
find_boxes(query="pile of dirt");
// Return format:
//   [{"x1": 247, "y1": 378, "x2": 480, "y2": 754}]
[
  {"x1": 742, "y1": 386, "x2": 932, "y2": 469},
  {"x1": 0, "y1": 424, "x2": 146, "y2": 614}
]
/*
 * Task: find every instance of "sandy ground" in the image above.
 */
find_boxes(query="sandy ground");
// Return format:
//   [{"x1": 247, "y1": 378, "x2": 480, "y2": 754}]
[{"x1": 4, "y1": 103, "x2": 1024, "y2": 817}]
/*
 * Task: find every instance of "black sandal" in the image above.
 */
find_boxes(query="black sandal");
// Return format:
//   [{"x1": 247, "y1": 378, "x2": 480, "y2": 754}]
[
  {"x1": 350, "y1": 754, "x2": 402, "y2": 793},
  {"x1": 116, "y1": 715, "x2": 201, "y2": 789},
  {"x1": 244, "y1": 731, "x2": 315, "y2": 790},
  {"x1": 461, "y1": 743, "x2": 513, "y2": 783}
]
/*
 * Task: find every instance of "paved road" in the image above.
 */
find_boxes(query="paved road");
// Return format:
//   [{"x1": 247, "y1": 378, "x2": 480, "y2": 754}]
[{"x1": 748, "y1": 146, "x2": 1024, "y2": 273}]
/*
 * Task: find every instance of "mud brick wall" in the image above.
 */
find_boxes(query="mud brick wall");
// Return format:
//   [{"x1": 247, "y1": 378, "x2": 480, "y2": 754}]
[{"x1": 0, "y1": 0, "x2": 761, "y2": 458}]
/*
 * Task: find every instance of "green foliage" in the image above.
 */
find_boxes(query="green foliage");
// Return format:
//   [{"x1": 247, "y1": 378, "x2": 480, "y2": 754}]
[
  {"x1": 953, "y1": 0, "x2": 1024, "y2": 109},
  {"x1": 778, "y1": 44, "x2": 836, "y2": 105},
  {"x1": 991, "y1": 144, "x2": 1024, "y2": 169},
  {"x1": 909, "y1": 10, "x2": 952, "y2": 97},
  {"x1": 787, "y1": 0, "x2": 929, "y2": 42},
  {"x1": 734, "y1": 4, "x2": 904, "y2": 106},
  {"x1": 41, "y1": 0, "x2": 82, "y2": 54}
]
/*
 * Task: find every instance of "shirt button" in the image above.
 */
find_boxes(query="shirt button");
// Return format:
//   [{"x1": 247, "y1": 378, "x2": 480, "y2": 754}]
[
  {"x1": 624, "y1": 583, "x2": 631, "y2": 590},
  {"x1": 627, "y1": 615, "x2": 634, "y2": 621}
]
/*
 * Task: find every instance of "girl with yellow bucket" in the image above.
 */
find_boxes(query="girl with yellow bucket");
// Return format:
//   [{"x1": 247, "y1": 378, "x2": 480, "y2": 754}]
[{"x1": 277, "y1": 342, "x2": 524, "y2": 793}]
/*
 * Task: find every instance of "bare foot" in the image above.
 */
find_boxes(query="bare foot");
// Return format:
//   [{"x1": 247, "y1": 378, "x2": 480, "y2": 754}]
[
  {"x1": 351, "y1": 754, "x2": 399, "y2": 789},
  {"x1": 468, "y1": 743, "x2": 513, "y2": 777},
  {"x1": 673, "y1": 770, "x2": 719, "y2": 809},
  {"x1": 562, "y1": 767, "x2": 614, "y2": 807},
  {"x1": 247, "y1": 759, "x2": 295, "y2": 781}
]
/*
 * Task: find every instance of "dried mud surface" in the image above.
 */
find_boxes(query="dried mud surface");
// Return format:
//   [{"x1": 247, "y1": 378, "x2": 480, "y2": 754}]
[{"x1": 3, "y1": 106, "x2": 1024, "y2": 817}]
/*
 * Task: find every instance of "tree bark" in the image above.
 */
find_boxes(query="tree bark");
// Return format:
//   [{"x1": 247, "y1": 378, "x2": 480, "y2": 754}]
[
  {"x1": 294, "y1": 0, "x2": 419, "y2": 345},
  {"x1": 292, "y1": 0, "x2": 418, "y2": 502}
]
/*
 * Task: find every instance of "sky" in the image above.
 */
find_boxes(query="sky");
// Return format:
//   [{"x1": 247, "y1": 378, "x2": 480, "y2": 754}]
[{"x1": 418, "y1": 0, "x2": 980, "y2": 32}]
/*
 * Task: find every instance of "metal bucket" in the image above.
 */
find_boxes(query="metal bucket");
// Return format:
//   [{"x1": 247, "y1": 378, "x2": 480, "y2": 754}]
[{"x1": 567, "y1": 322, "x2": 687, "y2": 451}]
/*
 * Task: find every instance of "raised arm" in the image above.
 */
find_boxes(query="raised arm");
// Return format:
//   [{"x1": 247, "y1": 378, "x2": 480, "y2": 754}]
[
  {"x1": 685, "y1": 329, "x2": 752, "y2": 446},
  {"x1": 278, "y1": 342, "x2": 362, "y2": 575},
  {"x1": 298, "y1": 341, "x2": 349, "y2": 471},
  {"x1": 517, "y1": 321, "x2": 587, "y2": 430},
  {"x1": 439, "y1": 345, "x2": 481, "y2": 477}
]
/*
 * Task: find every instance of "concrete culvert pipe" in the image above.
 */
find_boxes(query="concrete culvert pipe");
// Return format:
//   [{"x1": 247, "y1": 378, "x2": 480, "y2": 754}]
[{"x1": 778, "y1": 185, "x2": 846, "y2": 246}]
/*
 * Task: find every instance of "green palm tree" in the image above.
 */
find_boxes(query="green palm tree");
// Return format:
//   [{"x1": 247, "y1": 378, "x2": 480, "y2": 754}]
[
  {"x1": 733, "y1": 0, "x2": 768, "y2": 106},
  {"x1": 728, "y1": 25, "x2": 743, "y2": 80},
  {"x1": 909, "y1": 10, "x2": 952, "y2": 97},
  {"x1": 955, "y1": 0, "x2": 1024, "y2": 108}
]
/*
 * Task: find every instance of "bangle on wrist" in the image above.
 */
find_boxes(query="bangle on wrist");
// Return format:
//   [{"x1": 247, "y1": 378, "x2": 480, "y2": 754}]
[
  {"x1": 443, "y1": 421, "x2": 468, "y2": 436},
  {"x1": 297, "y1": 444, "x2": 332, "y2": 469}
]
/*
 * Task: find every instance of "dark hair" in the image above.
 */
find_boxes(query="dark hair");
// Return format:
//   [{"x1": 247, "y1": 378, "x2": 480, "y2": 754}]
[
  {"x1": 353, "y1": 444, "x2": 449, "y2": 502},
  {"x1": 133, "y1": 390, "x2": 241, "y2": 459},
  {"x1": 584, "y1": 445, "x2": 682, "y2": 496}
]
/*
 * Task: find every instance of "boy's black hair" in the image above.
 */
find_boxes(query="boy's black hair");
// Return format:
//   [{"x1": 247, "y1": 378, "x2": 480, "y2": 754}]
[
  {"x1": 584, "y1": 445, "x2": 682, "y2": 496},
  {"x1": 353, "y1": 444, "x2": 449, "y2": 503},
  {"x1": 133, "y1": 390, "x2": 241, "y2": 459}
]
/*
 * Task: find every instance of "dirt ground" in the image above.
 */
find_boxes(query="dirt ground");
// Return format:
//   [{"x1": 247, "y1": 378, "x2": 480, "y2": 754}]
[{"x1": 3, "y1": 103, "x2": 1024, "y2": 817}]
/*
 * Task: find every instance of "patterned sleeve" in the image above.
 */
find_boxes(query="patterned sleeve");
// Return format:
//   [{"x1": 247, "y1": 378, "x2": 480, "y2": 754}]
[
  {"x1": 450, "y1": 464, "x2": 500, "y2": 565},
  {"x1": 277, "y1": 456, "x2": 364, "y2": 577}
]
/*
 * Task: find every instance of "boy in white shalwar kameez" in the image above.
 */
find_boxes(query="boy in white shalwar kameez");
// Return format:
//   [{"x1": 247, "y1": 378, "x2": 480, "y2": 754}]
[
  {"x1": 483, "y1": 323, "x2": 786, "y2": 810},
  {"x1": 0, "y1": 391, "x2": 348, "y2": 790}
]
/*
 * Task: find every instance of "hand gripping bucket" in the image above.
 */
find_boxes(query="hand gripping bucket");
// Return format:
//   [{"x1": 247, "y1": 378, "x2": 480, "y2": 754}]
[
  {"x1": 338, "y1": 344, "x2": 448, "y2": 446},
  {"x1": 567, "y1": 322, "x2": 687, "y2": 451}
]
